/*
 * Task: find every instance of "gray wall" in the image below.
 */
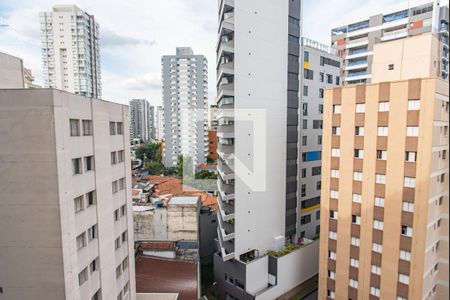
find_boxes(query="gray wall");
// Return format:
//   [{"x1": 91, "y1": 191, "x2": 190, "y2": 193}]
[{"x1": 0, "y1": 52, "x2": 25, "y2": 88}]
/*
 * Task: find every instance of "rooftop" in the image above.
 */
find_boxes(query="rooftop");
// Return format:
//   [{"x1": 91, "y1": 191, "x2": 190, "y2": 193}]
[
  {"x1": 168, "y1": 196, "x2": 199, "y2": 206},
  {"x1": 135, "y1": 256, "x2": 198, "y2": 300}
]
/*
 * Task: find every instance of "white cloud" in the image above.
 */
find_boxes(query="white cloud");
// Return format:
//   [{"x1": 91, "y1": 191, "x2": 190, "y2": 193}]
[{"x1": 120, "y1": 72, "x2": 161, "y2": 91}]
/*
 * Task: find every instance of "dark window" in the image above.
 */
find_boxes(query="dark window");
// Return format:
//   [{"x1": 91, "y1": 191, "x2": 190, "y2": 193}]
[
  {"x1": 336, "y1": 76, "x2": 340, "y2": 85},
  {"x1": 315, "y1": 225, "x2": 320, "y2": 234},
  {"x1": 302, "y1": 136, "x2": 307, "y2": 146},
  {"x1": 312, "y1": 166, "x2": 321, "y2": 176},
  {"x1": 388, "y1": 64, "x2": 394, "y2": 70},
  {"x1": 320, "y1": 72, "x2": 324, "y2": 82},
  {"x1": 319, "y1": 88, "x2": 324, "y2": 98},
  {"x1": 301, "y1": 214, "x2": 311, "y2": 224},
  {"x1": 327, "y1": 74, "x2": 333, "y2": 84},
  {"x1": 304, "y1": 69, "x2": 314, "y2": 80},
  {"x1": 316, "y1": 211, "x2": 320, "y2": 220},
  {"x1": 301, "y1": 168, "x2": 307, "y2": 178},
  {"x1": 319, "y1": 104, "x2": 323, "y2": 114},
  {"x1": 303, "y1": 103, "x2": 308, "y2": 116},
  {"x1": 303, "y1": 85, "x2": 308, "y2": 96},
  {"x1": 318, "y1": 135, "x2": 322, "y2": 145},
  {"x1": 317, "y1": 181, "x2": 321, "y2": 190},
  {"x1": 320, "y1": 56, "x2": 341, "y2": 68},
  {"x1": 301, "y1": 184, "x2": 306, "y2": 197},
  {"x1": 304, "y1": 51, "x2": 309, "y2": 62},
  {"x1": 313, "y1": 120, "x2": 323, "y2": 129},
  {"x1": 303, "y1": 120, "x2": 308, "y2": 129}
]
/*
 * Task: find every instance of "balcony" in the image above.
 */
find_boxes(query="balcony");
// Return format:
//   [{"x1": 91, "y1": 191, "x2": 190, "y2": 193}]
[
  {"x1": 217, "y1": 123, "x2": 234, "y2": 139},
  {"x1": 218, "y1": 177, "x2": 235, "y2": 202},
  {"x1": 345, "y1": 59, "x2": 368, "y2": 71},
  {"x1": 381, "y1": 28, "x2": 408, "y2": 42},
  {"x1": 217, "y1": 209, "x2": 235, "y2": 241},
  {"x1": 217, "y1": 192, "x2": 235, "y2": 221},
  {"x1": 217, "y1": 227, "x2": 235, "y2": 261},
  {"x1": 218, "y1": 158, "x2": 234, "y2": 180},
  {"x1": 345, "y1": 47, "x2": 372, "y2": 60},
  {"x1": 218, "y1": 0, "x2": 234, "y2": 23},
  {"x1": 345, "y1": 37, "x2": 369, "y2": 49}
]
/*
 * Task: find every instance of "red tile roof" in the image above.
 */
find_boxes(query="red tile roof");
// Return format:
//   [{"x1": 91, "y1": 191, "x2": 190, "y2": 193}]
[
  {"x1": 196, "y1": 163, "x2": 217, "y2": 170},
  {"x1": 135, "y1": 256, "x2": 198, "y2": 300}
]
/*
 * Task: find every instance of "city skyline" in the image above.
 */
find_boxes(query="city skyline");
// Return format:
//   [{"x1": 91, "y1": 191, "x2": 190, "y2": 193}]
[{"x1": 1, "y1": 0, "x2": 439, "y2": 107}]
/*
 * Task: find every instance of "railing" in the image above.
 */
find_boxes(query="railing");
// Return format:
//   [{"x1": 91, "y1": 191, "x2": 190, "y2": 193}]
[
  {"x1": 348, "y1": 47, "x2": 368, "y2": 55},
  {"x1": 347, "y1": 70, "x2": 368, "y2": 78},
  {"x1": 302, "y1": 37, "x2": 338, "y2": 55},
  {"x1": 381, "y1": 28, "x2": 408, "y2": 41},
  {"x1": 348, "y1": 59, "x2": 368, "y2": 66}
]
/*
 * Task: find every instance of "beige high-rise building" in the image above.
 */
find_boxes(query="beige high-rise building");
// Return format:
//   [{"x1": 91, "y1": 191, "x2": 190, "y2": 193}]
[
  {"x1": 319, "y1": 33, "x2": 449, "y2": 300},
  {"x1": 0, "y1": 89, "x2": 136, "y2": 300}
]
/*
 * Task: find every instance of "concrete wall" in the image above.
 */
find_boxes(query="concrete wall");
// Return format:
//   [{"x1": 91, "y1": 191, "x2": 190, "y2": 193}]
[
  {"x1": 134, "y1": 208, "x2": 168, "y2": 241},
  {"x1": 167, "y1": 204, "x2": 199, "y2": 241},
  {"x1": 0, "y1": 52, "x2": 24, "y2": 88},
  {"x1": 199, "y1": 210, "x2": 218, "y2": 265}
]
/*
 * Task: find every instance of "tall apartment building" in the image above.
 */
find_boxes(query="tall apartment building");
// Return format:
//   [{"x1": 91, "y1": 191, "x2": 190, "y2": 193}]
[
  {"x1": 319, "y1": 32, "x2": 449, "y2": 300},
  {"x1": 161, "y1": 47, "x2": 208, "y2": 167},
  {"x1": 331, "y1": 0, "x2": 449, "y2": 85},
  {"x1": 40, "y1": 5, "x2": 101, "y2": 98},
  {"x1": 155, "y1": 105, "x2": 164, "y2": 140},
  {"x1": 129, "y1": 99, "x2": 154, "y2": 142},
  {"x1": 214, "y1": 1, "x2": 319, "y2": 299},
  {"x1": 209, "y1": 104, "x2": 218, "y2": 130},
  {"x1": 299, "y1": 38, "x2": 342, "y2": 239},
  {"x1": 0, "y1": 89, "x2": 136, "y2": 300}
]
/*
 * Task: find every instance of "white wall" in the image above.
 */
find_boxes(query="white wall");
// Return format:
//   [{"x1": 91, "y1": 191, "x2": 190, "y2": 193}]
[
  {"x1": 234, "y1": 0, "x2": 289, "y2": 257},
  {"x1": 0, "y1": 52, "x2": 24, "y2": 88}
]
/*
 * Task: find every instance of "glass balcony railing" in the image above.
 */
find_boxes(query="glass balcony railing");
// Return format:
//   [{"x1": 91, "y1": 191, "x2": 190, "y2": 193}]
[
  {"x1": 348, "y1": 47, "x2": 368, "y2": 56},
  {"x1": 348, "y1": 20, "x2": 369, "y2": 32},
  {"x1": 348, "y1": 59, "x2": 368, "y2": 66},
  {"x1": 383, "y1": 10, "x2": 408, "y2": 23},
  {"x1": 347, "y1": 70, "x2": 368, "y2": 77}
]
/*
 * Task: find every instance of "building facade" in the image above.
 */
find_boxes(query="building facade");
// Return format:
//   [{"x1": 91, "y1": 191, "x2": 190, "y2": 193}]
[
  {"x1": 331, "y1": 0, "x2": 449, "y2": 85},
  {"x1": 0, "y1": 89, "x2": 136, "y2": 300},
  {"x1": 319, "y1": 31, "x2": 449, "y2": 300},
  {"x1": 299, "y1": 38, "x2": 342, "y2": 239},
  {"x1": 161, "y1": 47, "x2": 208, "y2": 167},
  {"x1": 129, "y1": 99, "x2": 154, "y2": 143},
  {"x1": 214, "y1": 1, "x2": 320, "y2": 299},
  {"x1": 155, "y1": 105, "x2": 164, "y2": 140},
  {"x1": 0, "y1": 52, "x2": 38, "y2": 89},
  {"x1": 209, "y1": 104, "x2": 218, "y2": 130},
  {"x1": 40, "y1": 5, "x2": 101, "y2": 98}
]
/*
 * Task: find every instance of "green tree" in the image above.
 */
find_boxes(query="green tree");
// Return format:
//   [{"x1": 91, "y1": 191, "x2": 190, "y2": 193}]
[
  {"x1": 176, "y1": 155, "x2": 194, "y2": 178},
  {"x1": 195, "y1": 170, "x2": 217, "y2": 179}
]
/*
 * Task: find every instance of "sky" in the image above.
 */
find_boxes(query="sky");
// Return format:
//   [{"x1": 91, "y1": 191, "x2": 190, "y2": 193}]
[{"x1": 0, "y1": 0, "x2": 448, "y2": 106}]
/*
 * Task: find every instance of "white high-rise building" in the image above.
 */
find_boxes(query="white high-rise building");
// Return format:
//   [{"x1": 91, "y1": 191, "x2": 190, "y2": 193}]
[
  {"x1": 155, "y1": 105, "x2": 164, "y2": 140},
  {"x1": 161, "y1": 47, "x2": 208, "y2": 167},
  {"x1": 0, "y1": 89, "x2": 135, "y2": 300},
  {"x1": 214, "y1": 1, "x2": 319, "y2": 299},
  {"x1": 40, "y1": 5, "x2": 101, "y2": 98},
  {"x1": 129, "y1": 99, "x2": 154, "y2": 142}
]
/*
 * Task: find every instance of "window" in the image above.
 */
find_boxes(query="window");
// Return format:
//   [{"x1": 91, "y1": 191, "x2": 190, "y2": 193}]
[
  {"x1": 88, "y1": 225, "x2": 97, "y2": 241},
  {"x1": 313, "y1": 120, "x2": 323, "y2": 129},
  {"x1": 317, "y1": 181, "x2": 321, "y2": 191},
  {"x1": 319, "y1": 104, "x2": 323, "y2": 114},
  {"x1": 320, "y1": 72, "x2": 324, "y2": 82},
  {"x1": 112, "y1": 181, "x2": 118, "y2": 193},
  {"x1": 301, "y1": 214, "x2": 311, "y2": 224},
  {"x1": 111, "y1": 152, "x2": 117, "y2": 165},
  {"x1": 372, "y1": 243, "x2": 382, "y2": 253},
  {"x1": 120, "y1": 258, "x2": 129, "y2": 275},
  {"x1": 78, "y1": 267, "x2": 88, "y2": 286},
  {"x1": 121, "y1": 205, "x2": 126, "y2": 217},
  {"x1": 376, "y1": 174, "x2": 386, "y2": 184},
  {"x1": 354, "y1": 149, "x2": 364, "y2": 158},
  {"x1": 115, "y1": 237, "x2": 121, "y2": 250},
  {"x1": 328, "y1": 270, "x2": 336, "y2": 279},
  {"x1": 70, "y1": 119, "x2": 80, "y2": 136},
  {"x1": 327, "y1": 290, "x2": 335, "y2": 299},
  {"x1": 74, "y1": 196, "x2": 84, "y2": 213},
  {"x1": 303, "y1": 103, "x2": 308, "y2": 116},
  {"x1": 372, "y1": 265, "x2": 381, "y2": 275},
  {"x1": 119, "y1": 178, "x2": 126, "y2": 190},
  {"x1": 110, "y1": 122, "x2": 116, "y2": 135},
  {"x1": 303, "y1": 85, "x2": 308, "y2": 96},
  {"x1": 302, "y1": 136, "x2": 307, "y2": 146},
  {"x1": 374, "y1": 197, "x2": 385, "y2": 207},
  {"x1": 332, "y1": 126, "x2": 341, "y2": 136},
  {"x1": 353, "y1": 172, "x2": 363, "y2": 181},
  {"x1": 303, "y1": 120, "x2": 308, "y2": 129},
  {"x1": 405, "y1": 151, "x2": 416, "y2": 162},
  {"x1": 319, "y1": 88, "x2": 324, "y2": 98},
  {"x1": 312, "y1": 166, "x2": 321, "y2": 176},
  {"x1": 404, "y1": 177, "x2": 416, "y2": 188},
  {"x1": 304, "y1": 69, "x2": 313, "y2": 80},
  {"x1": 388, "y1": 64, "x2": 394, "y2": 70},
  {"x1": 332, "y1": 105, "x2": 341, "y2": 114},
  {"x1": 90, "y1": 258, "x2": 99, "y2": 273},
  {"x1": 352, "y1": 194, "x2": 362, "y2": 203},
  {"x1": 329, "y1": 251, "x2": 336, "y2": 260},
  {"x1": 326, "y1": 74, "x2": 333, "y2": 84},
  {"x1": 304, "y1": 51, "x2": 309, "y2": 62},
  {"x1": 329, "y1": 231, "x2": 337, "y2": 240},
  {"x1": 330, "y1": 190, "x2": 339, "y2": 199},
  {"x1": 351, "y1": 237, "x2": 360, "y2": 246},
  {"x1": 116, "y1": 265, "x2": 122, "y2": 278},
  {"x1": 72, "y1": 158, "x2": 82, "y2": 175},
  {"x1": 371, "y1": 287, "x2": 380, "y2": 297},
  {"x1": 114, "y1": 209, "x2": 119, "y2": 221},
  {"x1": 316, "y1": 211, "x2": 321, "y2": 220},
  {"x1": 86, "y1": 191, "x2": 96, "y2": 206},
  {"x1": 378, "y1": 126, "x2": 388, "y2": 136},
  {"x1": 336, "y1": 76, "x2": 340, "y2": 85},
  {"x1": 349, "y1": 279, "x2": 358, "y2": 288},
  {"x1": 301, "y1": 168, "x2": 306, "y2": 178},
  {"x1": 123, "y1": 281, "x2": 130, "y2": 295},
  {"x1": 331, "y1": 148, "x2": 340, "y2": 157},
  {"x1": 117, "y1": 291, "x2": 123, "y2": 300},
  {"x1": 352, "y1": 214, "x2": 361, "y2": 225},
  {"x1": 118, "y1": 150, "x2": 125, "y2": 163},
  {"x1": 331, "y1": 169, "x2": 340, "y2": 178},
  {"x1": 400, "y1": 250, "x2": 411, "y2": 261},
  {"x1": 377, "y1": 150, "x2": 387, "y2": 160},
  {"x1": 374, "y1": 220, "x2": 384, "y2": 230},
  {"x1": 117, "y1": 122, "x2": 123, "y2": 135},
  {"x1": 301, "y1": 184, "x2": 306, "y2": 197},
  {"x1": 402, "y1": 202, "x2": 414, "y2": 212},
  {"x1": 356, "y1": 104, "x2": 365, "y2": 113},
  {"x1": 406, "y1": 126, "x2": 419, "y2": 137},
  {"x1": 84, "y1": 156, "x2": 94, "y2": 172},
  {"x1": 76, "y1": 232, "x2": 86, "y2": 250},
  {"x1": 318, "y1": 135, "x2": 322, "y2": 145},
  {"x1": 330, "y1": 211, "x2": 338, "y2": 219},
  {"x1": 82, "y1": 120, "x2": 92, "y2": 136},
  {"x1": 407, "y1": 99, "x2": 420, "y2": 110},
  {"x1": 355, "y1": 126, "x2": 364, "y2": 136},
  {"x1": 350, "y1": 258, "x2": 359, "y2": 268},
  {"x1": 401, "y1": 225, "x2": 413, "y2": 236},
  {"x1": 121, "y1": 231, "x2": 128, "y2": 243},
  {"x1": 399, "y1": 274, "x2": 409, "y2": 285}
]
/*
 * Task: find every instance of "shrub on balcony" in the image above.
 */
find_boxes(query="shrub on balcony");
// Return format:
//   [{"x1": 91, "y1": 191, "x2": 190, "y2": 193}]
[{"x1": 267, "y1": 243, "x2": 298, "y2": 258}]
